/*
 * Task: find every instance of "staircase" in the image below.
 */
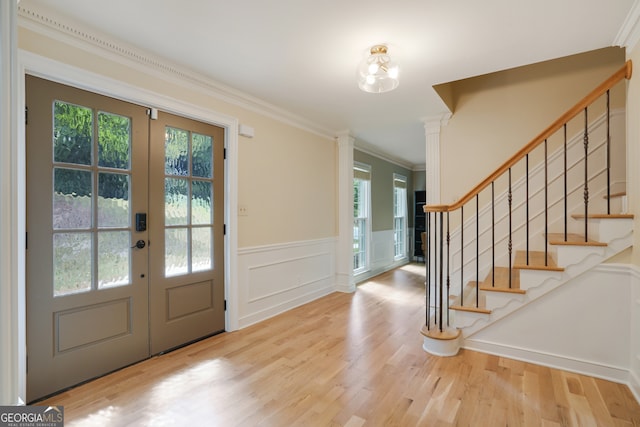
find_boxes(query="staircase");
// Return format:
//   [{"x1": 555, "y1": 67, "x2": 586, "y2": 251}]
[
  {"x1": 421, "y1": 61, "x2": 634, "y2": 356},
  {"x1": 449, "y1": 213, "x2": 633, "y2": 338}
]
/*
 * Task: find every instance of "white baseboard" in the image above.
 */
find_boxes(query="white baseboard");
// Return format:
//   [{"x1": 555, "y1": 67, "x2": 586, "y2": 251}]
[
  {"x1": 238, "y1": 286, "x2": 334, "y2": 329},
  {"x1": 463, "y1": 339, "x2": 630, "y2": 384},
  {"x1": 631, "y1": 369, "x2": 640, "y2": 405},
  {"x1": 334, "y1": 272, "x2": 356, "y2": 293}
]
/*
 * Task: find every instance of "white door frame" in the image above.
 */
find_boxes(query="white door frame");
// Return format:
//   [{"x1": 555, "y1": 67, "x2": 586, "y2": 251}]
[
  {"x1": 16, "y1": 50, "x2": 240, "y2": 401},
  {"x1": 0, "y1": 0, "x2": 22, "y2": 405}
]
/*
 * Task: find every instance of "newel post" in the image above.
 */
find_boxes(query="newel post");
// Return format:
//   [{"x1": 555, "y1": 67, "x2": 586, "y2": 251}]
[{"x1": 421, "y1": 114, "x2": 461, "y2": 357}]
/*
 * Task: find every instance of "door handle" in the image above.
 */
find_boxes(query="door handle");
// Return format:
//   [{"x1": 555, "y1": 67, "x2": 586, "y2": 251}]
[{"x1": 131, "y1": 240, "x2": 146, "y2": 249}]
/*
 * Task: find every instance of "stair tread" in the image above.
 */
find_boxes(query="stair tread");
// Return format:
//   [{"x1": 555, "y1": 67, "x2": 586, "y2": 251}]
[
  {"x1": 548, "y1": 233, "x2": 607, "y2": 246},
  {"x1": 450, "y1": 305, "x2": 491, "y2": 314},
  {"x1": 513, "y1": 250, "x2": 564, "y2": 271},
  {"x1": 480, "y1": 267, "x2": 525, "y2": 294},
  {"x1": 603, "y1": 191, "x2": 626, "y2": 199},
  {"x1": 571, "y1": 213, "x2": 633, "y2": 219}
]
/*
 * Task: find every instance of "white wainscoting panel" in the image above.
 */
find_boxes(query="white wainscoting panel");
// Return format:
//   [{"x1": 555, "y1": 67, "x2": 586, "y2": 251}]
[
  {"x1": 237, "y1": 238, "x2": 336, "y2": 328},
  {"x1": 464, "y1": 264, "x2": 633, "y2": 384}
]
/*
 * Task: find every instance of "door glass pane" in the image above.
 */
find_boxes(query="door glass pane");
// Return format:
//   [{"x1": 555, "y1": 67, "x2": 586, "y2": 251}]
[
  {"x1": 192, "y1": 133, "x2": 212, "y2": 178},
  {"x1": 165, "y1": 127, "x2": 189, "y2": 176},
  {"x1": 98, "y1": 111, "x2": 131, "y2": 169},
  {"x1": 53, "y1": 167, "x2": 92, "y2": 230},
  {"x1": 165, "y1": 228, "x2": 188, "y2": 277},
  {"x1": 192, "y1": 180, "x2": 212, "y2": 225},
  {"x1": 53, "y1": 101, "x2": 93, "y2": 165},
  {"x1": 98, "y1": 231, "x2": 130, "y2": 288},
  {"x1": 165, "y1": 178, "x2": 188, "y2": 225},
  {"x1": 54, "y1": 232, "x2": 92, "y2": 296},
  {"x1": 192, "y1": 227, "x2": 212, "y2": 272},
  {"x1": 98, "y1": 172, "x2": 130, "y2": 228},
  {"x1": 163, "y1": 125, "x2": 215, "y2": 278}
]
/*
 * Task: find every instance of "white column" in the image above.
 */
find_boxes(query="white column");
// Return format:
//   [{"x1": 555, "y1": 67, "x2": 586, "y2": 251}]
[
  {"x1": 423, "y1": 113, "x2": 451, "y2": 205},
  {"x1": 0, "y1": 0, "x2": 22, "y2": 405},
  {"x1": 335, "y1": 133, "x2": 355, "y2": 292},
  {"x1": 422, "y1": 113, "x2": 451, "y2": 307}
]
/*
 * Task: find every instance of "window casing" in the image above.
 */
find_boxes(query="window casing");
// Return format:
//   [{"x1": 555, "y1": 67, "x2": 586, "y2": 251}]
[
  {"x1": 353, "y1": 164, "x2": 371, "y2": 273},
  {"x1": 393, "y1": 174, "x2": 407, "y2": 260}
]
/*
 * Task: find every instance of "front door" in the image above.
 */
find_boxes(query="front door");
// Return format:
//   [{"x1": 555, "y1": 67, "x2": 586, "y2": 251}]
[{"x1": 26, "y1": 76, "x2": 225, "y2": 402}]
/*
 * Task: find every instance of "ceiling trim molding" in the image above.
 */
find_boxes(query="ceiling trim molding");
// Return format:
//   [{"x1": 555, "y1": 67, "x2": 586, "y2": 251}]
[
  {"x1": 353, "y1": 139, "x2": 419, "y2": 171},
  {"x1": 17, "y1": 4, "x2": 336, "y2": 142},
  {"x1": 614, "y1": 0, "x2": 640, "y2": 50},
  {"x1": 423, "y1": 113, "x2": 452, "y2": 135}
]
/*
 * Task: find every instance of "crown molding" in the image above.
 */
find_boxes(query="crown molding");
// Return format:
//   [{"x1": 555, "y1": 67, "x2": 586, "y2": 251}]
[
  {"x1": 17, "y1": 4, "x2": 336, "y2": 141},
  {"x1": 614, "y1": 0, "x2": 640, "y2": 50},
  {"x1": 353, "y1": 139, "x2": 419, "y2": 171},
  {"x1": 422, "y1": 113, "x2": 452, "y2": 135}
]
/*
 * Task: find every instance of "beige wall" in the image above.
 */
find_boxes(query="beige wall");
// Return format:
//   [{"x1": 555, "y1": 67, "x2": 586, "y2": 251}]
[
  {"x1": 627, "y1": 44, "x2": 640, "y2": 267},
  {"x1": 18, "y1": 27, "x2": 337, "y2": 248},
  {"x1": 238, "y1": 120, "x2": 336, "y2": 246},
  {"x1": 437, "y1": 47, "x2": 626, "y2": 205}
]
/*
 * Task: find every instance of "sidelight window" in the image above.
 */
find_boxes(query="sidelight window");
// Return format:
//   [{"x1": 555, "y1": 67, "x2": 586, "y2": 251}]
[
  {"x1": 393, "y1": 174, "x2": 407, "y2": 259},
  {"x1": 353, "y1": 163, "x2": 371, "y2": 274}
]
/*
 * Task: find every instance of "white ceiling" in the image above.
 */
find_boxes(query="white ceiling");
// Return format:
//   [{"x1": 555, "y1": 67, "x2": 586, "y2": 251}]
[{"x1": 21, "y1": 0, "x2": 637, "y2": 169}]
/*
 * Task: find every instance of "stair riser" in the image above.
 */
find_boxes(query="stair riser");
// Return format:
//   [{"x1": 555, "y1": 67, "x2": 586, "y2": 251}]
[
  {"x1": 586, "y1": 218, "x2": 634, "y2": 242},
  {"x1": 556, "y1": 245, "x2": 605, "y2": 267},
  {"x1": 605, "y1": 197, "x2": 625, "y2": 214},
  {"x1": 485, "y1": 291, "x2": 526, "y2": 310},
  {"x1": 451, "y1": 310, "x2": 486, "y2": 329},
  {"x1": 519, "y1": 269, "x2": 563, "y2": 290}
]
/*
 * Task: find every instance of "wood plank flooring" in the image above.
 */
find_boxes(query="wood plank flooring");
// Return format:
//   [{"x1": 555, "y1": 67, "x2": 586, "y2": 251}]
[{"x1": 40, "y1": 264, "x2": 640, "y2": 426}]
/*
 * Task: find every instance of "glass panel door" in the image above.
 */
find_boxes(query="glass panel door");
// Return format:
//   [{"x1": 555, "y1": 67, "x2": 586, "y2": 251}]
[
  {"x1": 26, "y1": 76, "x2": 226, "y2": 402},
  {"x1": 26, "y1": 76, "x2": 150, "y2": 402},
  {"x1": 148, "y1": 111, "x2": 225, "y2": 354}
]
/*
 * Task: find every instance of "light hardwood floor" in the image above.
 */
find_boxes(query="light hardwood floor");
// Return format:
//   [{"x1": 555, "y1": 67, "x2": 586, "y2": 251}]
[{"x1": 40, "y1": 264, "x2": 640, "y2": 426}]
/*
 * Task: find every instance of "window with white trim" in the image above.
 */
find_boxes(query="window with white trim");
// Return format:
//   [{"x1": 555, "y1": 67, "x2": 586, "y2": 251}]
[
  {"x1": 393, "y1": 174, "x2": 407, "y2": 260},
  {"x1": 353, "y1": 163, "x2": 371, "y2": 273}
]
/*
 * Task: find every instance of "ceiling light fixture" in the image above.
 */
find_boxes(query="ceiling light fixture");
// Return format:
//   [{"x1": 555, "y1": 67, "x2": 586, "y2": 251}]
[{"x1": 357, "y1": 44, "x2": 399, "y2": 93}]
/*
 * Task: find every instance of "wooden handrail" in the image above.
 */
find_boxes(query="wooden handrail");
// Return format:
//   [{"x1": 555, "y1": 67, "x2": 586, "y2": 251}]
[{"x1": 425, "y1": 60, "x2": 632, "y2": 213}]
